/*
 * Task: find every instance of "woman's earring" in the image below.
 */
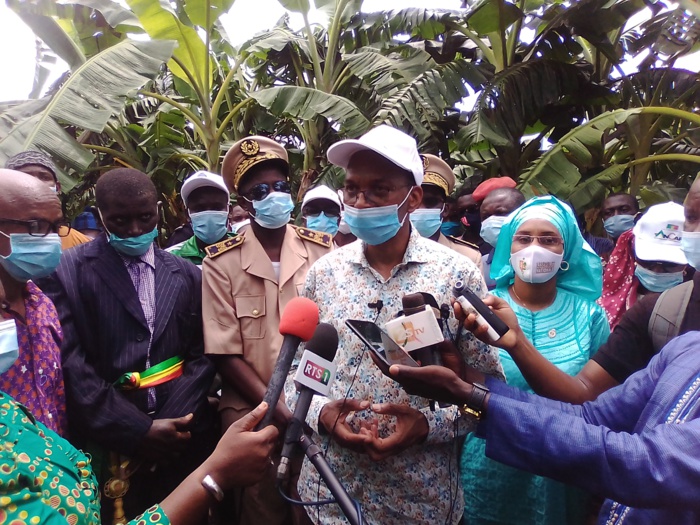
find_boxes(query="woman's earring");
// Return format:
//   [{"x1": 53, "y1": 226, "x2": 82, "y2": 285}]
[{"x1": 560, "y1": 261, "x2": 570, "y2": 271}]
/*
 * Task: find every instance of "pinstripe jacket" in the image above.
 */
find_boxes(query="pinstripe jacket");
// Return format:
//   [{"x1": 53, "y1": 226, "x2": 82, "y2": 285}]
[{"x1": 39, "y1": 236, "x2": 214, "y2": 455}]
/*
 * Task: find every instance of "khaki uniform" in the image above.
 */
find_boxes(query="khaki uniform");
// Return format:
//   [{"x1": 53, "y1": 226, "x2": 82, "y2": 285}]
[
  {"x1": 437, "y1": 232, "x2": 482, "y2": 268},
  {"x1": 202, "y1": 224, "x2": 332, "y2": 414}
]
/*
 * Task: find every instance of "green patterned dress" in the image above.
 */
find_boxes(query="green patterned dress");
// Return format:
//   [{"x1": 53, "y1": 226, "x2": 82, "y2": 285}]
[{"x1": 0, "y1": 392, "x2": 170, "y2": 525}]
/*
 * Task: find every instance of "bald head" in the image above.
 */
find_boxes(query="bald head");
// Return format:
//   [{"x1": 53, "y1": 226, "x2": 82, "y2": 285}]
[
  {"x1": 0, "y1": 169, "x2": 63, "y2": 262},
  {"x1": 0, "y1": 169, "x2": 60, "y2": 216}
]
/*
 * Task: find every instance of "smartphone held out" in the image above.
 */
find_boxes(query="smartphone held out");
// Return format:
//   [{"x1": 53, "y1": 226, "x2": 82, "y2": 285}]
[{"x1": 345, "y1": 320, "x2": 420, "y2": 372}]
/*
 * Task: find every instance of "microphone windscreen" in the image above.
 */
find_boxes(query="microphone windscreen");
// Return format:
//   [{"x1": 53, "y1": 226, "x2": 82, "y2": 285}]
[
  {"x1": 279, "y1": 297, "x2": 319, "y2": 340},
  {"x1": 305, "y1": 323, "x2": 339, "y2": 362}
]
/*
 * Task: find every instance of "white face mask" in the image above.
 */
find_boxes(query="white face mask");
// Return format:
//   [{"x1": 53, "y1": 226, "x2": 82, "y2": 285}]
[{"x1": 510, "y1": 244, "x2": 564, "y2": 284}]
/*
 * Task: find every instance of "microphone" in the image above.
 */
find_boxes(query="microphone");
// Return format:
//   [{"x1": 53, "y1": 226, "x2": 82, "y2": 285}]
[
  {"x1": 384, "y1": 292, "x2": 444, "y2": 366},
  {"x1": 257, "y1": 297, "x2": 319, "y2": 430},
  {"x1": 278, "y1": 323, "x2": 339, "y2": 481}
]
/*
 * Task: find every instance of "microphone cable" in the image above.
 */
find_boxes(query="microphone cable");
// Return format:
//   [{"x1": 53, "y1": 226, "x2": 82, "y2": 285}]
[{"x1": 276, "y1": 484, "x2": 364, "y2": 525}]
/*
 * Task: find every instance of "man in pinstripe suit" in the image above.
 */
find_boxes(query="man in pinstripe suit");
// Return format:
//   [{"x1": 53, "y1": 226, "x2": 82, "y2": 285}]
[{"x1": 39, "y1": 169, "x2": 215, "y2": 522}]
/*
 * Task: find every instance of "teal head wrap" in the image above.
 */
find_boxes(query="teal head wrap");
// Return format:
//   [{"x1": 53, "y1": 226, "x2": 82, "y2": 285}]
[{"x1": 490, "y1": 195, "x2": 602, "y2": 301}]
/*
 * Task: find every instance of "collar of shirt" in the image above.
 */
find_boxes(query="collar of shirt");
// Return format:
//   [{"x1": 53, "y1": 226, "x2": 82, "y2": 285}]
[
  {"x1": 347, "y1": 227, "x2": 430, "y2": 271},
  {"x1": 118, "y1": 244, "x2": 155, "y2": 269}
]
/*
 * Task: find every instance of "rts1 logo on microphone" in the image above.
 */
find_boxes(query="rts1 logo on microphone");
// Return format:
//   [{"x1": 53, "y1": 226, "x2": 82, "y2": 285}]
[
  {"x1": 295, "y1": 350, "x2": 337, "y2": 396},
  {"x1": 303, "y1": 360, "x2": 332, "y2": 385}
]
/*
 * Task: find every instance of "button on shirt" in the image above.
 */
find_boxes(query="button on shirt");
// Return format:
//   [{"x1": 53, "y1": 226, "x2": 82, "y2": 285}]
[
  {"x1": 285, "y1": 229, "x2": 505, "y2": 525},
  {"x1": 120, "y1": 245, "x2": 156, "y2": 410}
]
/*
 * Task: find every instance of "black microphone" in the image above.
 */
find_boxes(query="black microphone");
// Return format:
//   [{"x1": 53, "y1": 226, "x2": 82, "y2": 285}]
[
  {"x1": 277, "y1": 322, "x2": 339, "y2": 481},
  {"x1": 256, "y1": 297, "x2": 319, "y2": 430}
]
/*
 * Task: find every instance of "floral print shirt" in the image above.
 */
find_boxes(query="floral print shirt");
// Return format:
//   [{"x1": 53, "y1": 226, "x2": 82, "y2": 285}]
[
  {"x1": 0, "y1": 281, "x2": 67, "y2": 435},
  {"x1": 0, "y1": 392, "x2": 169, "y2": 525},
  {"x1": 285, "y1": 230, "x2": 505, "y2": 525}
]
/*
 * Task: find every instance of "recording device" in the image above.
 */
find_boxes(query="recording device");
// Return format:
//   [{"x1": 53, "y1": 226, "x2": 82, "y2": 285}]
[
  {"x1": 453, "y1": 281, "x2": 509, "y2": 341},
  {"x1": 257, "y1": 297, "x2": 319, "y2": 430},
  {"x1": 385, "y1": 293, "x2": 444, "y2": 366},
  {"x1": 278, "y1": 323, "x2": 338, "y2": 481},
  {"x1": 345, "y1": 319, "x2": 419, "y2": 368}
]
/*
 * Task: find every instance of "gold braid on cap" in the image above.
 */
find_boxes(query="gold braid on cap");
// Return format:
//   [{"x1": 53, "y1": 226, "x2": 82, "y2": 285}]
[
  {"x1": 423, "y1": 172, "x2": 449, "y2": 195},
  {"x1": 233, "y1": 153, "x2": 283, "y2": 190}
]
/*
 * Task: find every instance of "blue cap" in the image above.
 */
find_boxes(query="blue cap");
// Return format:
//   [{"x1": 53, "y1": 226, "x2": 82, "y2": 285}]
[{"x1": 72, "y1": 211, "x2": 101, "y2": 231}]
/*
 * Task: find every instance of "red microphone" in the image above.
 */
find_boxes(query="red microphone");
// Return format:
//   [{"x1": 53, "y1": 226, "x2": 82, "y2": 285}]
[{"x1": 257, "y1": 297, "x2": 319, "y2": 429}]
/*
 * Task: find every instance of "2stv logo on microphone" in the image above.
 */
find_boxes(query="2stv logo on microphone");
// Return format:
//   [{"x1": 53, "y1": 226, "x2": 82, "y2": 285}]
[
  {"x1": 294, "y1": 350, "x2": 338, "y2": 396},
  {"x1": 303, "y1": 360, "x2": 332, "y2": 386}
]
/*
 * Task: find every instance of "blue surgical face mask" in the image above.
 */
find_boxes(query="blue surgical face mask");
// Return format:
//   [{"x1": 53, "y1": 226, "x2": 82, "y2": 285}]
[
  {"x1": 190, "y1": 210, "x2": 229, "y2": 245},
  {"x1": 410, "y1": 208, "x2": 443, "y2": 238},
  {"x1": 634, "y1": 264, "x2": 684, "y2": 292},
  {"x1": 99, "y1": 208, "x2": 159, "y2": 257},
  {"x1": 337, "y1": 212, "x2": 351, "y2": 235},
  {"x1": 0, "y1": 233, "x2": 62, "y2": 282},
  {"x1": 681, "y1": 231, "x2": 700, "y2": 270},
  {"x1": 344, "y1": 191, "x2": 411, "y2": 246},
  {"x1": 480, "y1": 215, "x2": 507, "y2": 248},
  {"x1": 306, "y1": 212, "x2": 339, "y2": 236},
  {"x1": 250, "y1": 192, "x2": 294, "y2": 229},
  {"x1": 603, "y1": 214, "x2": 636, "y2": 239},
  {"x1": 440, "y1": 221, "x2": 463, "y2": 237},
  {"x1": 0, "y1": 319, "x2": 19, "y2": 375}
]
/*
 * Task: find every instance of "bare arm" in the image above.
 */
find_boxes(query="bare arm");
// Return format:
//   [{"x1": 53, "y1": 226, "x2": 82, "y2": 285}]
[{"x1": 457, "y1": 297, "x2": 619, "y2": 404}]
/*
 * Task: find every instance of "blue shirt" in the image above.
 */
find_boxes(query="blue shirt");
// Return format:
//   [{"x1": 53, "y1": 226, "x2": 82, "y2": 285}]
[{"x1": 479, "y1": 331, "x2": 700, "y2": 524}]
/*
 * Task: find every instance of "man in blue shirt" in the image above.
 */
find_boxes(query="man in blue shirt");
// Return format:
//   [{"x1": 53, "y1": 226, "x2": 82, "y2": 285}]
[{"x1": 385, "y1": 326, "x2": 700, "y2": 524}]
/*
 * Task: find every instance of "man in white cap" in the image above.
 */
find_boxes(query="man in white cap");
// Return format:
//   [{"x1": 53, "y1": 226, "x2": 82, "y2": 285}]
[
  {"x1": 600, "y1": 201, "x2": 689, "y2": 329},
  {"x1": 167, "y1": 171, "x2": 235, "y2": 267},
  {"x1": 301, "y1": 185, "x2": 342, "y2": 243},
  {"x1": 284, "y1": 124, "x2": 504, "y2": 525}
]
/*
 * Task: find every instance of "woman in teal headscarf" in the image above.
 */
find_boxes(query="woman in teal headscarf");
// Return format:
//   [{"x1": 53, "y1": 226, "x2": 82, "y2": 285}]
[{"x1": 461, "y1": 195, "x2": 610, "y2": 525}]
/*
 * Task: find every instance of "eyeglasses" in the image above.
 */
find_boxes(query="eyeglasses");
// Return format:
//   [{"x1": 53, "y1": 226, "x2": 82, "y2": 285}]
[
  {"x1": 0, "y1": 218, "x2": 71, "y2": 237},
  {"x1": 513, "y1": 234, "x2": 564, "y2": 247},
  {"x1": 305, "y1": 211, "x2": 340, "y2": 219},
  {"x1": 341, "y1": 184, "x2": 411, "y2": 206},
  {"x1": 242, "y1": 181, "x2": 291, "y2": 201},
  {"x1": 637, "y1": 260, "x2": 686, "y2": 273}
]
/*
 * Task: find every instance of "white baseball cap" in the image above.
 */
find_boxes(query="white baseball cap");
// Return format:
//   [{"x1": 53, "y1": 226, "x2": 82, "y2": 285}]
[
  {"x1": 302, "y1": 185, "x2": 341, "y2": 209},
  {"x1": 633, "y1": 201, "x2": 687, "y2": 265},
  {"x1": 327, "y1": 125, "x2": 424, "y2": 185},
  {"x1": 181, "y1": 171, "x2": 230, "y2": 207}
]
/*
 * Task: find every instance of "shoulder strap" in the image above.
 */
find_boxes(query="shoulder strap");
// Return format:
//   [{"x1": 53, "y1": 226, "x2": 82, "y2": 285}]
[
  {"x1": 294, "y1": 226, "x2": 333, "y2": 248},
  {"x1": 204, "y1": 235, "x2": 244, "y2": 258},
  {"x1": 648, "y1": 280, "x2": 694, "y2": 352}
]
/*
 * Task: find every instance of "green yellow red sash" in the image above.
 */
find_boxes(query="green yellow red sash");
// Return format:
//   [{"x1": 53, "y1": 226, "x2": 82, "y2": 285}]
[{"x1": 113, "y1": 356, "x2": 184, "y2": 391}]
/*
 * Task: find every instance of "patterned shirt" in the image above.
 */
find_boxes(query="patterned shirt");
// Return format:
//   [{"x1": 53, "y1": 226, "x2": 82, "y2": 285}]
[
  {"x1": 0, "y1": 391, "x2": 170, "y2": 525},
  {"x1": 285, "y1": 229, "x2": 505, "y2": 525},
  {"x1": 0, "y1": 281, "x2": 67, "y2": 436},
  {"x1": 119, "y1": 245, "x2": 157, "y2": 410}
]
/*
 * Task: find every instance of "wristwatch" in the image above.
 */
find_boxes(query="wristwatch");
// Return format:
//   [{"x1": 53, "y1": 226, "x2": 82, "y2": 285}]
[
  {"x1": 459, "y1": 382, "x2": 489, "y2": 420},
  {"x1": 202, "y1": 474, "x2": 224, "y2": 502}
]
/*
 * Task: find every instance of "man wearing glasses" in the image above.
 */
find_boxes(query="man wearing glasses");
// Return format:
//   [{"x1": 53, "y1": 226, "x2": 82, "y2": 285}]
[
  {"x1": 202, "y1": 136, "x2": 332, "y2": 525},
  {"x1": 5, "y1": 150, "x2": 91, "y2": 250},
  {"x1": 283, "y1": 125, "x2": 504, "y2": 525},
  {"x1": 0, "y1": 169, "x2": 68, "y2": 435}
]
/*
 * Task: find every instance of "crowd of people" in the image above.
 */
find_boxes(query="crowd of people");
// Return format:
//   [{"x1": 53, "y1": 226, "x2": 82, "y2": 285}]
[{"x1": 1, "y1": 122, "x2": 699, "y2": 525}]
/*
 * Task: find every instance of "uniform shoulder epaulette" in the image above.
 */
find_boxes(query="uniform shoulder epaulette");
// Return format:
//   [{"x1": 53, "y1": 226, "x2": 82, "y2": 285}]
[
  {"x1": 294, "y1": 226, "x2": 333, "y2": 248},
  {"x1": 448, "y1": 236, "x2": 479, "y2": 250},
  {"x1": 205, "y1": 235, "x2": 244, "y2": 258}
]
